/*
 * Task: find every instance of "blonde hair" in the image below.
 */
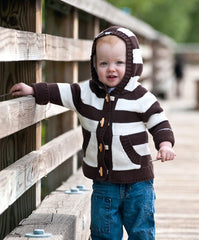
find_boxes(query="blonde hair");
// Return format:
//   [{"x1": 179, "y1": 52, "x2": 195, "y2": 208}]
[{"x1": 96, "y1": 35, "x2": 123, "y2": 47}]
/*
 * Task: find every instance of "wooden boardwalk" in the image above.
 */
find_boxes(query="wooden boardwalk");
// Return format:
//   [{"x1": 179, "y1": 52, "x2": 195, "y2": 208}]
[
  {"x1": 154, "y1": 65, "x2": 199, "y2": 240},
  {"x1": 122, "y1": 65, "x2": 199, "y2": 240}
]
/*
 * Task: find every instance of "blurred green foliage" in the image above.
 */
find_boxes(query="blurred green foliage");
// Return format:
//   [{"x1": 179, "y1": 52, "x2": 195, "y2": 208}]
[{"x1": 105, "y1": 0, "x2": 199, "y2": 43}]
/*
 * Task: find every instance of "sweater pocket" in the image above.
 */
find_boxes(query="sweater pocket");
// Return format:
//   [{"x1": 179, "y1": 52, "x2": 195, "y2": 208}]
[
  {"x1": 82, "y1": 127, "x2": 91, "y2": 157},
  {"x1": 120, "y1": 132, "x2": 148, "y2": 165}
]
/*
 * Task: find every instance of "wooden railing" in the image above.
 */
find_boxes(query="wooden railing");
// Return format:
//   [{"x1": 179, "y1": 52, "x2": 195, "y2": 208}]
[{"x1": 0, "y1": 0, "x2": 175, "y2": 239}]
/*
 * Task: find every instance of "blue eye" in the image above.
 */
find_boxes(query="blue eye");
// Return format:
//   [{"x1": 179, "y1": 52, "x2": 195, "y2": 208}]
[
  {"x1": 100, "y1": 62, "x2": 107, "y2": 66},
  {"x1": 117, "y1": 61, "x2": 124, "y2": 65}
]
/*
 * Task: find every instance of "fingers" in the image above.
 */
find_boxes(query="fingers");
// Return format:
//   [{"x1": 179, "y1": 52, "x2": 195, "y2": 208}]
[
  {"x1": 10, "y1": 83, "x2": 33, "y2": 96},
  {"x1": 159, "y1": 152, "x2": 175, "y2": 162},
  {"x1": 157, "y1": 148, "x2": 175, "y2": 162},
  {"x1": 11, "y1": 90, "x2": 21, "y2": 96},
  {"x1": 10, "y1": 83, "x2": 23, "y2": 96},
  {"x1": 156, "y1": 152, "x2": 161, "y2": 161}
]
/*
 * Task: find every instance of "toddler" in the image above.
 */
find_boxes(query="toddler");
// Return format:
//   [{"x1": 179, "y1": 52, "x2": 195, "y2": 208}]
[{"x1": 11, "y1": 26, "x2": 175, "y2": 240}]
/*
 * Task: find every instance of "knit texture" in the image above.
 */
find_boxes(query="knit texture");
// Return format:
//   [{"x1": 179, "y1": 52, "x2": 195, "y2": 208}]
[{"x1": 32, "y1": 26, "x2": 175, "y2": 183}]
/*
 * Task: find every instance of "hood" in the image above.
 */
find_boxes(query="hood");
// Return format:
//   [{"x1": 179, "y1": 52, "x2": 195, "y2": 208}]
[{"x1": 90, "y1": 26, "x2": 143, "y2": 93}]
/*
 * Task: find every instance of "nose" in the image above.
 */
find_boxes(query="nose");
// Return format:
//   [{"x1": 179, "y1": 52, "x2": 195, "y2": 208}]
[{"x1": 107, "y1": 63, "x2": 115, "y2": 72}]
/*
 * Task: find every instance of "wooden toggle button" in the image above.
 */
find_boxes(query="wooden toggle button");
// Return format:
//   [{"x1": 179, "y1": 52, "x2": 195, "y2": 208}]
[
  {"x1": 99, "y1": 143, "x2": 103, "y2": 152},
  {"x1": 105, "y1": 94, "x2": 109, "y2": 102},
  {"x1": 99, "y1": 167, "x2": 103, "y2": 176},
  {"x1": 100, "y1": 117, "x2": 105, "y2": 127}
]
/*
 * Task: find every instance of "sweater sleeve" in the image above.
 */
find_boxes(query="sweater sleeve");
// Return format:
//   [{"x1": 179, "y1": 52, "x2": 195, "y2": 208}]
[
  {"x1": 148, "y1": 120, "x2": 175, "y2": 150},
  {"x1": 31, "y1": 82, "x2": 63, "y2": 105},
  {"x1": 139, "y1": 91, "x2": 175, "y2": 150}
]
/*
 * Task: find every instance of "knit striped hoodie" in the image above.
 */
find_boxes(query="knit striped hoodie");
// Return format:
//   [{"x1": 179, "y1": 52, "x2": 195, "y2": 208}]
[{"x1": 32, "y1": 26, "x2": 175, "y2": 183}]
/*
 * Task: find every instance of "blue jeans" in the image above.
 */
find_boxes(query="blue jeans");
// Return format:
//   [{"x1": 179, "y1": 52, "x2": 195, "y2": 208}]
[{"x1": 90, "y1": 180, "x2": 155, "y2": 240}]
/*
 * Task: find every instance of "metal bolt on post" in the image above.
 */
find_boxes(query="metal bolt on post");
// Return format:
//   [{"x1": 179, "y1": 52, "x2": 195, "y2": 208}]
[
  {"x1": 65, "y1": 187, "x2": 84, "y2": 194},
  {"x1": 76, "y1": 185, "x2": 90, "y2": 191},
  {"x1": 25, "y1": 229, "x2": 51, "y2": 238}
]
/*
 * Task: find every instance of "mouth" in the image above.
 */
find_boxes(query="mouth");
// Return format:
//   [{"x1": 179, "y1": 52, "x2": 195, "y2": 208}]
[{"x1": 107, "y1": 75, "x2": 117, "y2": 81}]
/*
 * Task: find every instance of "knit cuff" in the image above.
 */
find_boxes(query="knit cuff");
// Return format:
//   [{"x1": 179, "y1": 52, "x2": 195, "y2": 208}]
[
  {"x1": 31, "y1": 82, "x2": 49, "y2": 105},
  {"x1": 153, "y1": 129, "x2": 175, "y2": 150}
]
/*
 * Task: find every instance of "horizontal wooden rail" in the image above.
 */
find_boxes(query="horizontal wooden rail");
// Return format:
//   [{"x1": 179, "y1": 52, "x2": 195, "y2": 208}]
[
  {"x1": 4, "y1": 169, "x2": 92, "y2": 240},
  {"x1": 60, "y1": 0, "x2": 158, "y2": 40},
  {"x1": 0, "y1": 26, "x2": 172, "y2": 64},
  {"x1": 45, "y1": 34, "x2": 92, "y2": 61},
  {"x1": 0, "y1": 27, "x2": 92, "y2": 62},
  {"x1": 0, "y1": 126, "x2": 83, "y2": 215},
  {"x1": 141, "y1": 62, "x2": 153, "y2": 80},
  {"x1": 140, "y1": 44, "x2": 153, "y2": 60},
  {"x1": 155, "y1": 48, "x2": 173, "y2": 58},
  {"x1": 154, "y1": 59, "x2": 173, "y2": 70},
  {"x1": 45, "y1": 0, "x2": 174, "y2": 46},
  {"x1": 0, "y1": 96, "x2": 68, "y2": 139}
]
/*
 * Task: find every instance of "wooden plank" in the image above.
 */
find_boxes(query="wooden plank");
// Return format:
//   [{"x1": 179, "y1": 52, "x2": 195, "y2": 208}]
[
  {"x1": 0, "y1": 27, "x2": 45, "y2": 61},
  {"x1": 141, "y1": 62, "x2": 153, "y2": 80},
  {"x1": 0, "y1": 27, "x2": 166, "y2": 67},
  {"x1": 71, "y1": 8, "x2": 79, "y2": 174},
  {"x1": 35, "y1": 63, "x2": 42, "y2": 207},
  {"x1": 0, "y1": 27, "x2": 92, "y2": 62},
  {"x1": 4, "y1": 169, "x2": 91, "y2": 240},
  {"x1": 35, "y1": 0, "x2": 42, "y2": 208},
  {"x1": 45, "y1": 34, "x2": 92, "y2": 61},
  {"x1": 153, "y1": 72, "x2": 199, "y2": 240},
  {"x1": 0, "y1": 96, "x2": 68, "y2": 139},
  {"x1": 154, "y1": 59, "x2": 173, "y2": 69},
  {"x1": 140, "y1": 44, "x2": 153, "y2": 60},
  {"x1": 0, "y1": 0, "x2": 37, "y2": 32},
  {"x1": 155, "y1": 47, "x2": 173, "y2": 58},
  {"x1": 0, "y1": 62, "x2": 39, "y2": 240},
  {"x1": 0, "y1": 1, "x2": 41, "y2": 238},
  {"x1": 60, "y1": 0, "x2": 158, "y2": 40},
  {"x1": 94, "y1": 17, "x2": 100, "y2": 37},
  {"x1": 45, "y1": 0, "x2": 174, "y2": 47},
  {"x1": 0, "y1": 126, "x2": 83, "y2": 215}
]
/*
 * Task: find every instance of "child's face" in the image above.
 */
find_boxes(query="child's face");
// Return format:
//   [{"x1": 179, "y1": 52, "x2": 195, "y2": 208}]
[{"x1": 96, "y1": 37, "x2": 126, "y2": 88}]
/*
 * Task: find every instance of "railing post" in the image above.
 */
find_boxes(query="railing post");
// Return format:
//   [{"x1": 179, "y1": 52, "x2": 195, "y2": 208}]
[
  {"x1": 35, "y1": 0, "x2": 42, "y2": 208},
  {"x1": 72, "y1": 8, "x2": 79, "y2": 174}
]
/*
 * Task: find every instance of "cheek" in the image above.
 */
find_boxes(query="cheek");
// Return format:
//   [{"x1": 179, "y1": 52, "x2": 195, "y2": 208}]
[
  {"x1": 119, "y1": 68, "x2": 125, "y2": 78},
  {"x1": 97, "y1": 68, "x2": 105, "y2": 79}
]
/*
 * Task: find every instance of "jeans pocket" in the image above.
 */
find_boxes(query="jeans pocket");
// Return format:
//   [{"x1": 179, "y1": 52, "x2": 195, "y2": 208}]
[{"x1": 91, "y1": 194, "x2": 111, "y2": 234}]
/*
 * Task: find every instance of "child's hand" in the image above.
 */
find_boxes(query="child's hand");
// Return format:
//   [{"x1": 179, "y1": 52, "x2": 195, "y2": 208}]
[
  {"x1": 10, "y1": 83, "x2": 34, "y2": 96},
  {"x1": 157, "y1": 141, "x2": 175, "y2": 162}
]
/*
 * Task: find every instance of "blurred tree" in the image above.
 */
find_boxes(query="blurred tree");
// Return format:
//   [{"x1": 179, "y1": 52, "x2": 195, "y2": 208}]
[
  {"x1": 105, "y1": 0, "x2": 199, "y2": 43},
  {"x1": 185, "y1": 2, "x2": 199, "y2": 42}
]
